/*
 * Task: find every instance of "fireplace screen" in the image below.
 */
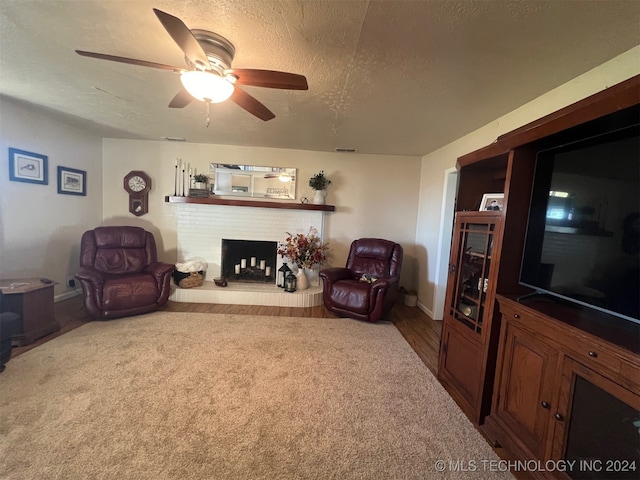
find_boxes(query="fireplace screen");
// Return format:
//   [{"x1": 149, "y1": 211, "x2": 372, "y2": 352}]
[{"x1": 221, "y1": 239, "x2": 277, "y2": 283}]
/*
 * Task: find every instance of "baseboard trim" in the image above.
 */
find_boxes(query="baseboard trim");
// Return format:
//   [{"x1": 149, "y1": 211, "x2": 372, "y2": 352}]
[
  {"x1": 417, "y1": 300, "x2": 443, "y2": 321},
  {"x1": 55, "y1": 290, "x2": 80, "y2": 303}
]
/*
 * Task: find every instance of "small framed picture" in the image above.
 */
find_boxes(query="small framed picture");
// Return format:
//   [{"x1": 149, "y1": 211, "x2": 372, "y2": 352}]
[
  {"x1": 479, "y1": 193, "x2": 505, "y2": 211},
  {"x1": 57, "y1": 166, "x2": 87, "y2": 196},
  {"x1": 8, "y1": 148, "x2": 48, "y2": 185}
]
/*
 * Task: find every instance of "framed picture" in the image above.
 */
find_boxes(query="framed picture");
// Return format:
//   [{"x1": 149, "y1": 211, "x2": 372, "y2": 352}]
[
  {"x1": 8, "y1": 148, "x2": 48, "y2": 185},
  {"x1": 57, "y1": 166, "x2": 86, "y2": 196},
  {"x1": 479, "y1": 193, "x2": 505, "y2": 211}
]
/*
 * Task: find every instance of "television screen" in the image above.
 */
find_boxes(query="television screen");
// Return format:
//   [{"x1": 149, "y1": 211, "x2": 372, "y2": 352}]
[{"x1": 520, "y1": 123, "x2": 640, "y2": 324}]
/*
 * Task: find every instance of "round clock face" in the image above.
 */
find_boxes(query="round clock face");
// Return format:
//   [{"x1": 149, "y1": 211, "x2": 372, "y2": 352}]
[{"x1": 128, "y1": 175, "x2": 147, "y2": 192}]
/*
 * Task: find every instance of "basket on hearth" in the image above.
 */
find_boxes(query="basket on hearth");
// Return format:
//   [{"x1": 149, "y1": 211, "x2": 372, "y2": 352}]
[
  {"x1": 172, "y1": 270, "x2": 204, "y2": 288},
  {"x1": 172, "y1": 257, "x2": 208, "y2": 289}
]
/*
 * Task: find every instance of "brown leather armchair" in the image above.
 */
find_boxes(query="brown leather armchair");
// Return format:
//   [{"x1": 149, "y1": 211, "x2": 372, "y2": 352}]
[
  {"x1": 319, "y1": 238, "x2": 403, "y2": 323},
  {"x1": 76, "y1": 226, "x2": 175, "y2": 319}
]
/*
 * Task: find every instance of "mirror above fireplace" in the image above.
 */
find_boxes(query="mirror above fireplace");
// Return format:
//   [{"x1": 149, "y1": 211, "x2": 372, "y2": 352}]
[{"x1": 210, "y1": 163, "x2": 297, "y2": 199}]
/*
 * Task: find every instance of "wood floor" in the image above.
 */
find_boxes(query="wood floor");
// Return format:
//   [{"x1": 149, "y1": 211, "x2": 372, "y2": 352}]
[{"x1": 10, "y1": 295, "x2": 529, "y2": 479}]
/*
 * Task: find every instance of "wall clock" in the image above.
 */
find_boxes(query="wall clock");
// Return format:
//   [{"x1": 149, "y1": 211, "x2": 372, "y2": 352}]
[{"x1": 123, "y1": 170, "x2": 151, "y2": 216}]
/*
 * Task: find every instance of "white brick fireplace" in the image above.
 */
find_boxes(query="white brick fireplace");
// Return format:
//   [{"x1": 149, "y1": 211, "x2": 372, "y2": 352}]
[{"x1": 169, "y1": 202, "x2": 326, "y2": 306}]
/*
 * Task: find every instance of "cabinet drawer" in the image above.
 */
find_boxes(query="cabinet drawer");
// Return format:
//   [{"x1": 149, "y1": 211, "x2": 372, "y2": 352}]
[
  {"x1": 565, "y1": 340, "x2": 640, "y2": 393},
  {"x1": 497, "y1": 300, "x2": 558, "y2": 342},
  {"x1": 497, "y1": 296, "x2": 640, "y2": 394}
]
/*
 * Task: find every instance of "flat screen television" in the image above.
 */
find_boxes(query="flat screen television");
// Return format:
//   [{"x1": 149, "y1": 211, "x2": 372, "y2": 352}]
[{"x1": 520, "y1": 121, "x2": 640, "y2": 325}]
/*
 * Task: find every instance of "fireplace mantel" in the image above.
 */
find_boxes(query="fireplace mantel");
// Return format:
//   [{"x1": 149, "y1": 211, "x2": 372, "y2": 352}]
[{"x1": 165, "y1": 196, "x2": 335, "y2": 212}]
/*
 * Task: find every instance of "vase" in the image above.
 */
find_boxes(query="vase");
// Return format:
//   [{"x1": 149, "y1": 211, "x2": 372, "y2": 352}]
[
  {"x1": 312, "y1": 189, "x2": 327, "y2": 205},
  {"x1": 295, "y1": 268, "x2": 309, "y2": 290},
  {"x1": 304, "y1": 266, "x2": 319, "y2": 286}
]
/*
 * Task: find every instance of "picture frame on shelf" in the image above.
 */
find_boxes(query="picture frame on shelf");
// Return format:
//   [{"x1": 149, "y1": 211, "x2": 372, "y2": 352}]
[
  {"x1": 57, "y1": 166, "x2": 86, "y2": 196},
  {"x1": 8, "y1": 148, "x2": 48, "y2": 185},
  {"x1": 479, "y1": 193, "x2": 504, "y2": 211}
]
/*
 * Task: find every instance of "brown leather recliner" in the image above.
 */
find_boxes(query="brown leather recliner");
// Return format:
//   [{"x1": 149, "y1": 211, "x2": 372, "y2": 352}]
[
  {"x1": 76, "y1": 226, "x2": 175, "y2": 319},
  {"x1": 319, "y1": 238, "x2": 403, "y2": 323}
]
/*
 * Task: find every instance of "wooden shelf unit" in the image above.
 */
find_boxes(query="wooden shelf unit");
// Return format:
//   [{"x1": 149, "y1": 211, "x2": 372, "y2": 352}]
[
  {"x1": 437, "y1": 74, "x2": 640, "y2": 438},
  {"x1": 439, "y1": 212, "x2": 504, "y2": 424},
  {"x1": 484, "y1": 295, "x2": 640, "y2": 480},
  {"x1": 164, "y1": 195, "x2": 336, "y2": 212}
]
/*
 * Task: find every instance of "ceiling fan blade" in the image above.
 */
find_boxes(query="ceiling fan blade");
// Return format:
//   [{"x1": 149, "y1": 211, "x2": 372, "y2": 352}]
[
  {"x1": 227, "y1": 69, "x2": 308, "y2": 90},
  {"x1": 230, "y1": 87, "x2": 275, "y2": 121},
  {"x1": 153, "y1": 8, "x2": 210, "y2": 70},
  {"x1": 168, "y1": 88, "x2": 193, "y2": 108},
  {"x1": 75, "y1": 50, "x2": 184, "y2": 73}
]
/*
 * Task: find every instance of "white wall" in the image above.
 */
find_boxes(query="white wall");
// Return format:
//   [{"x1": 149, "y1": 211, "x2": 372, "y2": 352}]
[
  {"x1": 416, "y1": 45, "x2": 640, "y2": 320},
  {"x1": 101, "y1": 140, "x2": 422, "y2": 290},
  {"x1": 0, "y1": 97, "x2": 103, "y2": 299}
]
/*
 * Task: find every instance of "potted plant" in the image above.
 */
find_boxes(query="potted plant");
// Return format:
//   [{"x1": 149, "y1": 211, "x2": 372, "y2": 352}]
[
  {"x1": 193, "y1": 174, "x2": 209, "y2": 189},
  {"x1": 309, "y1": 171, "x2": 331, "y2": 204}
]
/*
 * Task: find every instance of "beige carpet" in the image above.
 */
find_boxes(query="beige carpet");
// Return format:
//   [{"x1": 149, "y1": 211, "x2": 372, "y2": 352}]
[{"x1": 0, "y1": 312, "x2": 514, "y2": 480}]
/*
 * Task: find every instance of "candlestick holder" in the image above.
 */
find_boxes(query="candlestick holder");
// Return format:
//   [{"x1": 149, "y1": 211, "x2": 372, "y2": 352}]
[
  {"x1": 173, "y1": 165, "x2": 178, "y2": 196},
  {"x1": 182, "y1": 169, "x2": 186, "y2": 197}
]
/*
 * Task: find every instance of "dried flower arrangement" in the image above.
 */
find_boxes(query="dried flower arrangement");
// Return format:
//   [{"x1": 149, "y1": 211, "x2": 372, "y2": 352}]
[{"x1": 277, "y1": 227, "x2": 329, "y2": 269}]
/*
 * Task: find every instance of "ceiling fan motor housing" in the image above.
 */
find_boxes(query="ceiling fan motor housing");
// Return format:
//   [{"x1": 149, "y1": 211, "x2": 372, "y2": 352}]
[{"x1": 190, "y1": 30, "x2": 235, "y2": 73}]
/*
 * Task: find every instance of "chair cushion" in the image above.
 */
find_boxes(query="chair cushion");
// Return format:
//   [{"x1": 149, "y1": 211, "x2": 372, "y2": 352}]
[
  {"x1": 90, "y1": 226, "x2": 150, "y2": 274},
  {"x1": 328, "y1": 280, "x2": 371, "y2": 314},
  {"x1": 95, "y1": 248, "x2": 148, "y2": 274},
  {"x1": 102, "y1": 274, "x2": 159, "y2": 311},
  {"x1": 93, "y1": 226, "x2": 147, "y2": 248},
  {"x1": 348, "y1": 239, "x2": 400, "y2": 277}
]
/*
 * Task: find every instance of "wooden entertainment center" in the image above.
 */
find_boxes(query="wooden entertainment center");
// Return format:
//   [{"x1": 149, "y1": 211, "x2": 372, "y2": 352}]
[{"x1": 438, "y1": 75, "x2": 640, "y2": 479}]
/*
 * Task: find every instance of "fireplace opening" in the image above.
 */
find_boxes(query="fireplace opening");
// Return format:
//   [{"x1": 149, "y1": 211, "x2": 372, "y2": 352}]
[{"x1": 221, "y1": 239, "x2": 277, "y2": 283}]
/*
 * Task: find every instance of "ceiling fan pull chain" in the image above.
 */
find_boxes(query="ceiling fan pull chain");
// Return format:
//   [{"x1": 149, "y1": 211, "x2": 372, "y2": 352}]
[{"x1": 206, "y1": 100, "x2": 210, "y2": 128}]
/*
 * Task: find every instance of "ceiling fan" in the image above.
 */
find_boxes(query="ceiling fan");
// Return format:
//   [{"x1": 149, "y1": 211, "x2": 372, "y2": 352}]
[{"x1": 75, "y1": 8, "x2": 308, "y2": 122}]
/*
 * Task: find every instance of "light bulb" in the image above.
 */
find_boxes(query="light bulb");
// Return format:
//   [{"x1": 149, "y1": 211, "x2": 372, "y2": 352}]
[{"x1": 180, "y1": 71, "x2": 234, "y2": 103}]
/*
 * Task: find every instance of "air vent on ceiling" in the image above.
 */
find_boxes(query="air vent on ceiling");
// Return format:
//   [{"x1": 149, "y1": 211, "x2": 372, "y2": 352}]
[
  {"x1": 163, "y1": 136, "x2": 187, "y2": 142},
  {"x1": 335, "y1": 148, "x2": 358, "y2": 153}
]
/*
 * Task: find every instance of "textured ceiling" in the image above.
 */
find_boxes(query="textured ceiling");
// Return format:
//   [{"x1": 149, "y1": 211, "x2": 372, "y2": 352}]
[{"x1": 1, "y1": 0, "x2": 639, "y2": 156}]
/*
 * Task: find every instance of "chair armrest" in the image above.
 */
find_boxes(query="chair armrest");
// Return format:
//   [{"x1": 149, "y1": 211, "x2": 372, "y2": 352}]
[
  {"x1": 370, "y1": 276, "x2": 399, "y2": 293},
  {"x1": 319, "y1": 267, "x2": 354, "y2": 284},
  {"x1": 75, "y1": 267, "x2": 105, "y2": 287},
  {"x1": 144, "y1": 262, "x2": 175, "y2": 283}
]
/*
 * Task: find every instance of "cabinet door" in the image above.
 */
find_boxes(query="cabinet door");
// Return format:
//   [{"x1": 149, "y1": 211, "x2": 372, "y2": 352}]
[
  {"x1": 551, "y1": 357, "x2": 640, "y2": 479},
  {"x1": 439, "y1": 322, "x2": 483, "y2": 409},
  {"x1": 444, "y1": 212, "x2": 501, "y2": 337},
  {"x1": 439, "y1": 211, "x2": 503, "y2": 422},
  {"x1": 493, "y1": 319, "x2": 559, "y2": 460}
]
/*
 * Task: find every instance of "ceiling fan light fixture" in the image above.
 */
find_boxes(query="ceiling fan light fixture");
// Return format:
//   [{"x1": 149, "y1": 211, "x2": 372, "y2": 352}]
[
  {"x1": 224, "y1": 73, "x2": 238, "y2": 84},
  {"x1": 180, "y1": 70, "x2": 234, "y2": 103}
]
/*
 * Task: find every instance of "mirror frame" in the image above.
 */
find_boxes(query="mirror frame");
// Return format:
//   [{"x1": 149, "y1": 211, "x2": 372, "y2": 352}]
[{"x1": 210, "y1": 163, "x2": 297, "y2": 199}]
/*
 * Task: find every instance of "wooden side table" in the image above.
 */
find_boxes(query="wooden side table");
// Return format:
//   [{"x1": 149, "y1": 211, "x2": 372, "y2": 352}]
[{"x1": 0, "y1": 278, "x2": 60, "y2": 346}]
